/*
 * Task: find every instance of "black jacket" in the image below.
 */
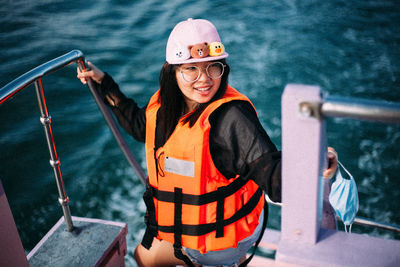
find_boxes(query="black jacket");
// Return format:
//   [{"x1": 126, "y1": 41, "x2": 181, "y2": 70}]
[{"x1": 98, "y1": 73, "x2": 281, "y2": 202}]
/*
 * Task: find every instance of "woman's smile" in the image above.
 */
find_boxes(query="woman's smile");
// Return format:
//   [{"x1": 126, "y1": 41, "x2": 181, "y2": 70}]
[{"x1": 194, "y1": 84, "x2": 212, "y2": 94}]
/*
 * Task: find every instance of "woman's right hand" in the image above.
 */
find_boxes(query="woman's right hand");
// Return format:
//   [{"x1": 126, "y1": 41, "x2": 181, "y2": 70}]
[
  {"x1": 77, "y1": 62, "x2": 105, "y2": 85},
  {"x1": 323, "y1": 147, "x2": 338, "y2": 179}
]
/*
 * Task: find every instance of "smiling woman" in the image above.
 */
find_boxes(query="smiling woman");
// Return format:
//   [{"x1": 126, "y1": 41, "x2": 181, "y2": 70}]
[
  {"x1": 1, "y1": 0, "x2": 399, "y2": 266},
  {"x1": 76, "y1": 18, "x2": 338, "y2": 267},
  {"x1": 76, "y1": 18, "x2": 279, "y2": 267}
]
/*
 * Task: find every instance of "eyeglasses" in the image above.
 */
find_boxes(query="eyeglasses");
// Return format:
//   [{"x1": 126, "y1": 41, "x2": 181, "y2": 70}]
[{"x1": 179, "y1": 62, "x2": 226, "y2": 83}]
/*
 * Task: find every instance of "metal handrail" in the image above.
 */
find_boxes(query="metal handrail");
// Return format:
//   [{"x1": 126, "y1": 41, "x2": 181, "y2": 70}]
[
  {"x1": 297, "y1": 94, "x2": 400, "y2": 234},
  {"x1": 353, "y1": 216, "x2": 400, "y2": 233},
  {"x1": 322, "y1": 96, "x2": 400, "y2": 124},
  {"x1": 76, "y1": 61, "x2": 147, "y2": 184},
  {"x1": 0, "y1": 50, "x2": 84, "y2": 231},
  {"x1": 0, "y1": 50, "x2": 84, "y2": 105},
  {"x1": 299, "y1": 96, "x2": 400, "y2": 124},
  {"x1": 0, "y1": 50, "x2": 147, "y2": 232}
]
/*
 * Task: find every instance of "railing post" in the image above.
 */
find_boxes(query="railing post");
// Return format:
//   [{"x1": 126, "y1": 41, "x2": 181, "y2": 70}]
[
  {"x1": 34, "y1": 79, "x2": 73, "y2": 232},
  {"x1": 280, "y1": 84, "x2": 326, "y2": 245}
]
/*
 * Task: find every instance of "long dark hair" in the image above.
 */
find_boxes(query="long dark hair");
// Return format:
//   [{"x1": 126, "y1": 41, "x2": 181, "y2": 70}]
[{"x1": 158, "y1": 59, "x2": 230, "y2": 140}]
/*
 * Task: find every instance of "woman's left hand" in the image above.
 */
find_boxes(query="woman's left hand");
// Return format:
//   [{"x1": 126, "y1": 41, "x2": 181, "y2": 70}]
[{"x1": 323, "y1": 147, "x2": 338, "y2": 179}]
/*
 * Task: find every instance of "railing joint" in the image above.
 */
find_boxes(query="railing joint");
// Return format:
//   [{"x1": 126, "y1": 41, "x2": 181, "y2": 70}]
[
  {"x1": 58, "y1": 197, "x2": 70, "y2": 206},
  {"x1": 299, "y1": 101, "x2": 322, "y2": 120},
  {"x1": 49, "y1": 159, "x2": 61, "y2": 167},
  {"x1": 40, "y1": 116, "x2": 52, "y2": 125}
]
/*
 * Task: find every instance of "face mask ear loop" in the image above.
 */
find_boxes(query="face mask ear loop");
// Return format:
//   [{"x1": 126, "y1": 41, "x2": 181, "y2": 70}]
[
  {"x1": 349, "y1": 223, "x2": 353, "y2": 233},
  {"x1": 338, "y1": 160, "x2": 353, "y2": 179},
  {"x1": 344, "y1": 224, "x2": 348, "y2": 233}
]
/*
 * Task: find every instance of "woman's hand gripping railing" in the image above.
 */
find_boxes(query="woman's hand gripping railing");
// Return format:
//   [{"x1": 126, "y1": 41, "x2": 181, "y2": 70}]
[{"x1": 76, "y1": 60, "x2": 147, "y2": 185}]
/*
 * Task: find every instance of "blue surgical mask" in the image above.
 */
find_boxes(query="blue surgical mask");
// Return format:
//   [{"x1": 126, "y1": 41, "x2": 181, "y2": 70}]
[{"x1": 328, "y1": 161, "x2": 359, "y2": 232}]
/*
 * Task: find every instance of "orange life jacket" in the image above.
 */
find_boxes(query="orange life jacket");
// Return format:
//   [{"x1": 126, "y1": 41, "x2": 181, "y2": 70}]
[{"x1": 143, "y1": 85, "x2": 265, "y2": 254}]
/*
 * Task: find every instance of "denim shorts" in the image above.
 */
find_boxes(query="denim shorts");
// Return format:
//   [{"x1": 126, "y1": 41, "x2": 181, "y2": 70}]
[{"x1": 183, "y1": 210, "x2": 264, "y2": 267}]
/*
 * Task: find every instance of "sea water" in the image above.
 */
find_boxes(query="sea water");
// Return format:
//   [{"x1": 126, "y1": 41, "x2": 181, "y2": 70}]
[{"x1": 0, "y1": 0, "x2": 399, "y2": 265}]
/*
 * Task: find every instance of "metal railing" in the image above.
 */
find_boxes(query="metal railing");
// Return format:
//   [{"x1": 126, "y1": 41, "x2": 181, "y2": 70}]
[
  {"x1": 296, "y1": 91, "x2": 400, "y2": 234},
  {"x1": 0, "y1": 50, "x2": 146, "y2": 232},
  {"x1": 279, "y1": 84, "x2": 400, "y2": 267},
  {"x1": 299, "y1": 96, "x2": 400, "y2": 124},
  {"x1": 322, "y1": 96, "x2": 400, "y2": 233}
]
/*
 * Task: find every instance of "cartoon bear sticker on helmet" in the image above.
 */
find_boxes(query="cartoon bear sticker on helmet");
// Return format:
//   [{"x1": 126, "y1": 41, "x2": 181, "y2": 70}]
[{"x1": 188, "y1": 42, "x2": 209, "y2": 58}]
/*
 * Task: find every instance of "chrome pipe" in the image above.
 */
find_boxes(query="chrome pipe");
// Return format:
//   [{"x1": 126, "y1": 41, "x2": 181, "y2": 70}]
[
  {"x1": 77, "y1": 60, "x2": 147, "y2": 185},
  {"x1": 0, "y1": 50, "x2": 84, "y2": 105},
  {"x1": 34, "y1": 79, "x2": 73, "y2": 232},
  {"x1": 353, "y1": 216, "x2": 400, "y2": 233},
  {"x1": 322, "y1": 96, "x2": 400, "y2": 124}
]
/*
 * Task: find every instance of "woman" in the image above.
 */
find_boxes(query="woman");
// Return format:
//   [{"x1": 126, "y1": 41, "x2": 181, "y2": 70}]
[{"x1": 78, "y1": 18, "x2": 338, "y2": 267}]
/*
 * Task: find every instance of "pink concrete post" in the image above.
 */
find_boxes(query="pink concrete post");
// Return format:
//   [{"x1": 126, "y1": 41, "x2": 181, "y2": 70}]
[
  {"x1": 280, "y1": 84, "x2": 326, "y2": 245},
  {"x1": 276, "y1": 84, "x2": 400, "y2": 266},
  {"x1": 0, "y1": 180, "x2": 29, "y2": 267}
]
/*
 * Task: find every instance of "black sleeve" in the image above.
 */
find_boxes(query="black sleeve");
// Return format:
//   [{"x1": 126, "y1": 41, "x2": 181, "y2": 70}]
[
  {"x1": 209, "y1": 101, "x2": 282, "y2": 202},
  {"x1": 97, "y1": 73, "x2": 147, "y2": 142}
]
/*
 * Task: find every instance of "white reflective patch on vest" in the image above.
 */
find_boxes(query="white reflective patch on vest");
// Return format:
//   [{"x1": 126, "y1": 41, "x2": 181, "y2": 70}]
[{"x1": 164, "y1": 157, "x2": 195, "y2": 177}]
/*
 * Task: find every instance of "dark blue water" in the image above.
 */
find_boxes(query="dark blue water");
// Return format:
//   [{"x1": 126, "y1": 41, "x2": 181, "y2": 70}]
[{"x1": 1, "y1": 0, "x2": 399, "y2": 265}]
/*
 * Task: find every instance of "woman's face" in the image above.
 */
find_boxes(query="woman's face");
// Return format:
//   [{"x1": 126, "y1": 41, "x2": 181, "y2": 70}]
[{"x1": 176, "y1": 61, "x2": 222, "y2": 113}]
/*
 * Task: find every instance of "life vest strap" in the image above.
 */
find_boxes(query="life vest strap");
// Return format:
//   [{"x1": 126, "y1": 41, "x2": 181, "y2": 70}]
[
  {"x1": 157, "y1": 187, "x2": 263, "y2": 236},
  {"x1": 174, "y1": 187, "x2": 183, "y2": 246},
  {"x1": 141, "y1": 184, "x2": 158, "y2": 249},
  {"x1": 150, "y1": 176, "x2": 248, "y2": 205},
  {"x1": 172, "y1": 187, "x2": 195, "y2": 266},
  {"x1": 216, "y1": 186, "x2": 225, "y2": 238}
]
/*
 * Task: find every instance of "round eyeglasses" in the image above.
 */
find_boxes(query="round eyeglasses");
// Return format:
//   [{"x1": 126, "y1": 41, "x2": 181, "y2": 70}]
[{"x1": 179, "y1": 62, "x2": 226, "y2": 83}]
